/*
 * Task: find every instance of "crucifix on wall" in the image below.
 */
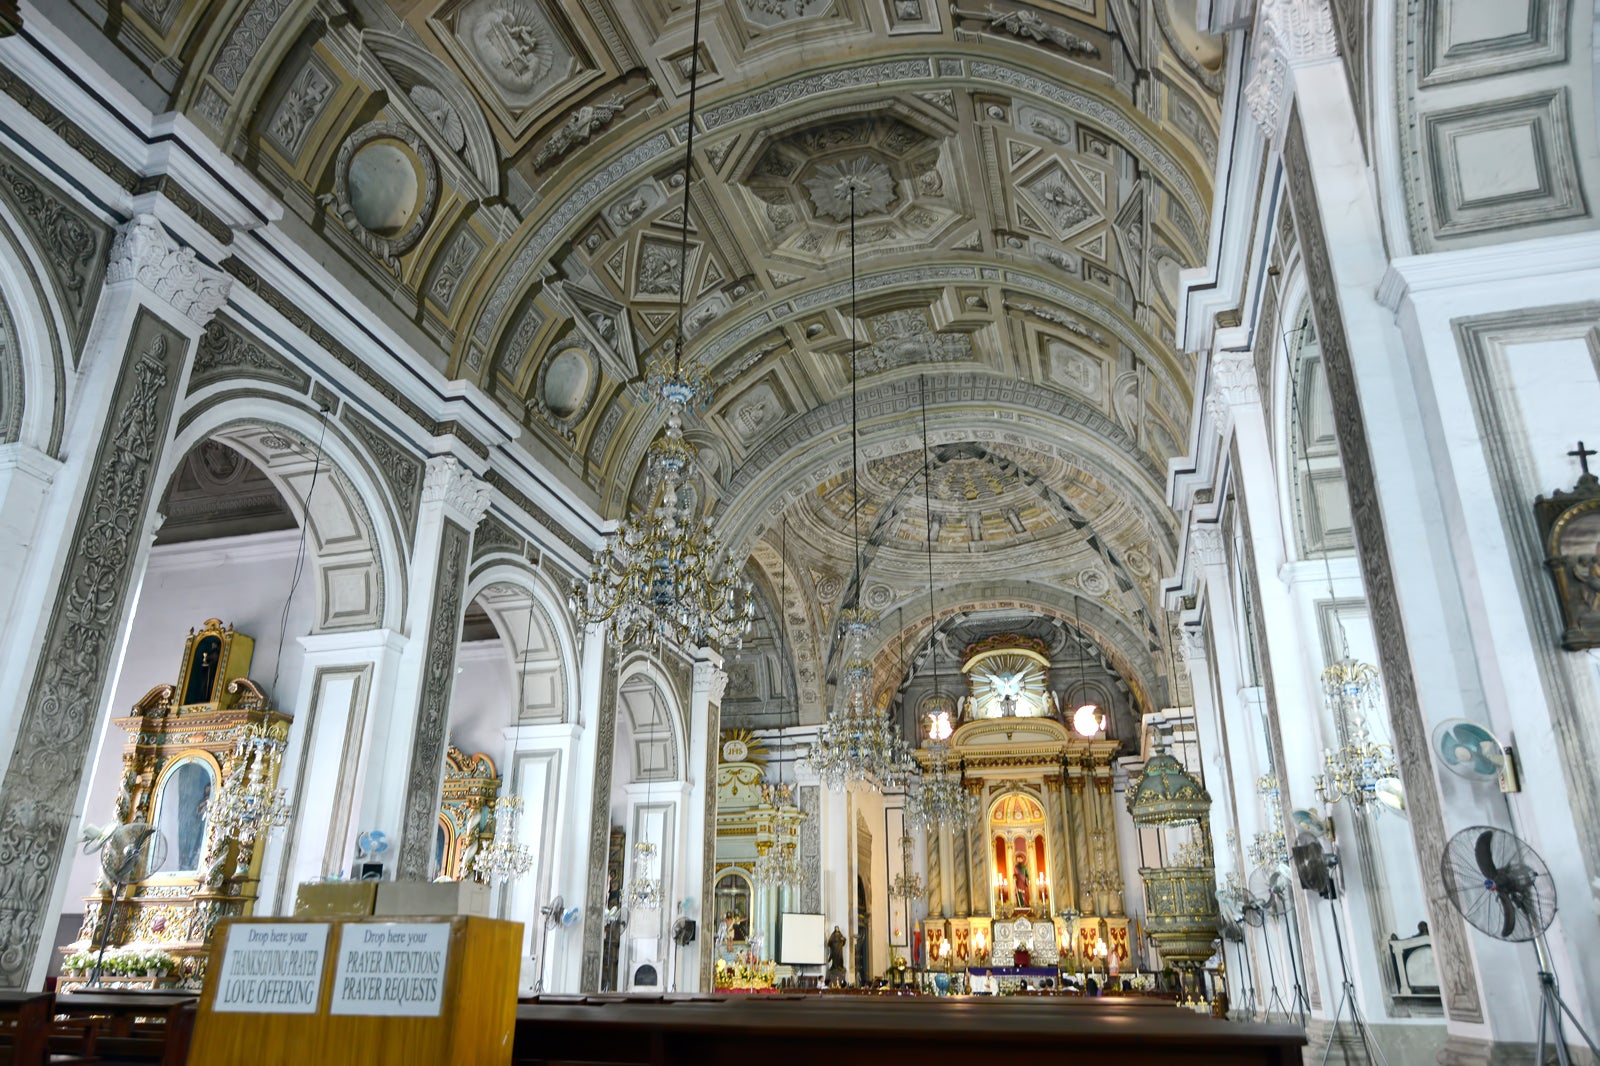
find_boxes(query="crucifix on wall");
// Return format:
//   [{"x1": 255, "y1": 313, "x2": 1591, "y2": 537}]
[{"x1": 1534, "y1": 442, "x2": 1600, "y2": 650}]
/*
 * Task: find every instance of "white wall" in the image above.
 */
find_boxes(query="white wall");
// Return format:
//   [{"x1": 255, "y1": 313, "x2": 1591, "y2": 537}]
[
  {"x1": 66, "y1": 529, "x2": 313, "y2": 912},
  {"x1": 448, "y1": 640, "x2": 515, "y2": 763}
]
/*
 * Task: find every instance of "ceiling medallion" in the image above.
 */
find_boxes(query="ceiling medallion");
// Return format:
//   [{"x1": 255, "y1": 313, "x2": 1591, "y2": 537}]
[{"x1": 804, "y1": 157, "x2": 896, "y2": 222}]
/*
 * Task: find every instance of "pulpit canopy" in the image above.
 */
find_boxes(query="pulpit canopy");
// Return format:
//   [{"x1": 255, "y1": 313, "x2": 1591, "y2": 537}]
[{"x1": 1126, "y1": 749, "x2": 1210, "y2": 826}]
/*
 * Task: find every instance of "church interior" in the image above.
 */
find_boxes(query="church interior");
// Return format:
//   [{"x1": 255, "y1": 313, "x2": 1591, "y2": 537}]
[{"x1": 0, "y1": 0, "x2": 1598, "y2": 1062}]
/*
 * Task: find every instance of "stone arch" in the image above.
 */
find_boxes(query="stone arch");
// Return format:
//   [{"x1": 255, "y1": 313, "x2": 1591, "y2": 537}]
[
  {"x1": 461, "y1": 560, "x2": 580, "y2": 727},
  {"x1": 863, "y1": 582, "x2": 1166, "y2": 720},
  {"x1": 163, "y1": 398, "x2": 406, "y2": 634},
  {"x1": 0, "y1": 206, "x2": 73, "y2": 454},
  {"x1": 614, "y1": 661, "x2": 683, "y2": 785}
]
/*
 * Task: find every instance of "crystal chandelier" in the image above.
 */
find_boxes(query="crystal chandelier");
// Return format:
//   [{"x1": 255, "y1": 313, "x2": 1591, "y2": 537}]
[
  {"x1": 906, "y1": 740, "x2": 977, "y2": 831},
  {"x1": 752, "y1": 727, "x2": 807, "y2": 890},
  {"x1": 805, "y1": 187, "x2": 919, "y2": 793},
  {"x1": 569, "y1": 0, "x2": 751, "y2": 653},
  {"x1": 904, "y1": 378, "x2": 975, "y2": 832},
  {"x1": 1313, "y1": 659, "x2": 1400, "y2": 811},
  {"x1": 1250, "y1": 774, "x2": 1289, "y2": 867},
  {"x1": 469, "y1": 794, "x2": 534, "y2": 884},
  {"x1": 890, "y1": 834, "x2": 925, "y2": 939},
  {"x1": 206, "y1": 722, "x2": 292, "y2": 850},
  {"x1": 626, "y1": 840, "x2": 662, "y2": 911}
]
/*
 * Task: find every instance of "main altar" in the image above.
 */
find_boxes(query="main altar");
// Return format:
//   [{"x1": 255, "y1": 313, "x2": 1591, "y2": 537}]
[{"x1": 918, "y1": 636, "x2": 1132, "y2": 977}]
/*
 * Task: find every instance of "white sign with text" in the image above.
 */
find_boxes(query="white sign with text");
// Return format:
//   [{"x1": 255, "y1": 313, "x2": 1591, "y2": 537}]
[
  {"x1": 212, "y1": 922, "x2": 329, "y2": 1014},
  {"x1": 329, "y1": 922, "x2": 452, "y2": 1017}
]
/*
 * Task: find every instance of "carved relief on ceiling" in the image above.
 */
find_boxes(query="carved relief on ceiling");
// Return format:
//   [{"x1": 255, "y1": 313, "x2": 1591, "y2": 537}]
[{"x1": 734, "y1": 110, "x2": 967, "y2": 265}]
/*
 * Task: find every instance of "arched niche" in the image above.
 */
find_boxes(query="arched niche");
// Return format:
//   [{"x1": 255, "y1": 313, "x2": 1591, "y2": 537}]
[{"x1": 457, "y1": 563, "x2": 578, "y2": 730}]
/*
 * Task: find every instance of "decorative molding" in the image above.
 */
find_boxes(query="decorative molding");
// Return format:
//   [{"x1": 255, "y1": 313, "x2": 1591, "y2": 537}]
[
  {"x1": 1284, "y1": 110, "x2": 1483, "y2": 1024},
  {"x1": 396, "y1": 520, "x2": 471, "y2": 880},
  {"x1": 1421, "y1": 90, "x2": 1586, "y2": 239},
  {"x1": 188, "y1": 315, "x2": 310, "y2": 395},
  {"x1": 533, "y1": 97, "x2": 627, "y2": 170},
  {"x1": 0, "y1": 310, "x2": 185, "y2": 986},
  {"x1": 0, "y1": 147, "x2": 111, "y2": 350},
  {"x1": 320, "y1": 121, "x2": 440, "y2": 271},
  {"x1": 107, "y1": 215, "x2": 232, "y2": 327},
  {"x1": 1245, "y1": 0, "x2": 1338, "y2": 138},
  {"x1": 343, "y1": 408, "x2": 424, "y2": 538},
  {"x1": 422, "y1": 455, "x2": 490, "y2": 529}
]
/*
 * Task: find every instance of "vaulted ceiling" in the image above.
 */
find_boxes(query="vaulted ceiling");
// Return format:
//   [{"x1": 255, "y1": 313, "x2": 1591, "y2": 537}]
[{"x1": 94, "y1": 0, "x2": 1224, "y2": 721}]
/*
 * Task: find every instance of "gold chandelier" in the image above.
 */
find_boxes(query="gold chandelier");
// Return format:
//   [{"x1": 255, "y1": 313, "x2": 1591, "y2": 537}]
[
  {"x1": 1313, "y1": 659, "x2": 1402, "y2": 812},
  {"x1": 570, "y1": 0, "x2": 752, "y2": 651}
]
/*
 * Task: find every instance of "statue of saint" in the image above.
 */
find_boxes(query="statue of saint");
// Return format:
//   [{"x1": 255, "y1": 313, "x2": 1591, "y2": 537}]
[
  {"x1": 826, "y1": 925, "x2": 848, "y2": 984},
  {"x1": 1013, "y1": 855, "x2": 1030, "y2": 908}
]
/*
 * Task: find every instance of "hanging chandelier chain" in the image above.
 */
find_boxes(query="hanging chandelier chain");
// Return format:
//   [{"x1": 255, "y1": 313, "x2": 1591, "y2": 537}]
[
  {"x1": 672, "y1": 0, "x2": 705, "y2": 378},
  {"x1": 849, "y1": 185, "x2": 861, "y2": 592},
  {"x1": 919, "y1": 375, "x2": 940, "y2": 705}
]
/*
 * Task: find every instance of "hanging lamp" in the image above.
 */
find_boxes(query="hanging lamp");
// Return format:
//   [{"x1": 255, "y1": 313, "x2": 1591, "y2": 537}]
[
  {"x1": 906, "y1": 376, "x2": 977, "y2": 832},
  {"x1": 805, "y1": 187, "x2": 915, "y2": 793},
  {"x1": 572, "y1": 0, "x2": 753, "y2": 652}
]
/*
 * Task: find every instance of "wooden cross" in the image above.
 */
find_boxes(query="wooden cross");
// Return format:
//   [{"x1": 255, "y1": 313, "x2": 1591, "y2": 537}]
[{"x1": 1571, "y1": 441, "x2": 1597, "y2": 477}]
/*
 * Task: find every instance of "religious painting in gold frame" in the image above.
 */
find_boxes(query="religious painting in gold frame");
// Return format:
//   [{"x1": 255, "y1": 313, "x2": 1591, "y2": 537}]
[{"x1": 1536, "y1": 467, "x2": 1600, "y2": 650}]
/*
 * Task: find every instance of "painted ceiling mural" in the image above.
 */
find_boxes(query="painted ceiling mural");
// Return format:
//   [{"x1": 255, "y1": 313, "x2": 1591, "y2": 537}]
[{"x1": 111, "y1": 0, "x2": 1223, "y2": 723}]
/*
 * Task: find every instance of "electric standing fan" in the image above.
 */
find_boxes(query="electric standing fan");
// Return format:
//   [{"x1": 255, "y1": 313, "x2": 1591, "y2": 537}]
[
  {"x1": 84, "y1": 823, "x2": 168, "y2": 987},
  {"x1": 1292, "y1": 830, "x2": 1387, "y2": 1066},
  {"x1": 542, "y1": 896, "x2": 580, "y2": 931},
  {"x1": 1246, "y1": 863, "x2": 1299, "y2": 1020},
  {"x1": 1440, "y1": 827, "x2": 1598, "y2": 1066}
]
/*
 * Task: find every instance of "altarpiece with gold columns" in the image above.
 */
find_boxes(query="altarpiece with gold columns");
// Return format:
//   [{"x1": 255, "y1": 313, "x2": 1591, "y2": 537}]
[{"x1": 919, "y1": 637, "x2": 1131, "y2": 973}]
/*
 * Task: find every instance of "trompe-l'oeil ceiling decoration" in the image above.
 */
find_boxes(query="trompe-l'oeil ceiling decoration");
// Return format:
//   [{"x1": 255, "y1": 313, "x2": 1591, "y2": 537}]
[{"x1": 147, "y1": 0, "x2": 1224, "y2": 718}]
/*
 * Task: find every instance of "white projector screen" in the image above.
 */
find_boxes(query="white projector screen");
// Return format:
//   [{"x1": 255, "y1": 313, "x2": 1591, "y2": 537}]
[{"x1": 778, "y1": 912, "x2": 826, "y2": 966}]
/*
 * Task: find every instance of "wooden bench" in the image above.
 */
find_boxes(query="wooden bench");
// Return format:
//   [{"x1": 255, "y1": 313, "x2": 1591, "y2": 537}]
[
  {"x1": 51, "y1": 992, "x2": 197, "y2": 1066},
  {"x1": 0, "y1": 992, "x2": 52, "y2": 1066},
  {"x1": 512, "y1": 994, "x2": 1306, "y2": 1065}
]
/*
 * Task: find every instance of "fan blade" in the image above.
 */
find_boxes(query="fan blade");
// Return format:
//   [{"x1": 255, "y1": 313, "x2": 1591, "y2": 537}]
[
  {"x1": 1495, "y1": 891, "x2": 1517, "y2": 939},
  {"x1": 1474, "y1": 829, "x2": 1497, "y2": 880}
]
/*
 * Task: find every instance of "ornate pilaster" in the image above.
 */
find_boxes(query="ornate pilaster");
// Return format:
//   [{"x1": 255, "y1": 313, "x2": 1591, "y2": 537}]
[
  {"x1": 1066, "y1": 766, "x2": 1093, "y2": 914},
  {"x1": 1244, "y1": 0, "x2": 1338, "y2": 142},
  {"x1": 395, "y1": 458, "x2": 489, "y2": 881},
  {"x1": 106, "y1": 214, "x2": 231, "y2": 329},
  {"x1": 1043, "y1": 772, "x2": 1076, "y2": 914},
  {"x1": 951, "y1": 803, "x2": 971, "y2": 917},
  {"x1": 0, "y1": 310, "x2": 187, "y2": 987},
  {"x1": 579, "y1": 644, "x2": 621, "y2": 992}
]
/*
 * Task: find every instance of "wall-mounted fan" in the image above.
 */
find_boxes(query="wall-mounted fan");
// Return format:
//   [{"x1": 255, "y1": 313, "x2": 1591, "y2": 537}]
[
  {"x1": 1440, "y1": 826, "x2": 1595, "y2": 1065},
  {"x1": 1432, "y1": 719, "x2": 1520, "y2": 792},
  {"x1": 541, "y1": 896, "x2": 580, "y2": 931}
]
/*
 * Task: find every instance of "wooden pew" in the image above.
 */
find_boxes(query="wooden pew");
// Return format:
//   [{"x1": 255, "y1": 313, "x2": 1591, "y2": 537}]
[
  {"x1": 512, "y1": 994, "x2": 1305, "y2": 1066},
  {"x1": 0, "y1": 992, "x2": 52, "y2": 1066}
]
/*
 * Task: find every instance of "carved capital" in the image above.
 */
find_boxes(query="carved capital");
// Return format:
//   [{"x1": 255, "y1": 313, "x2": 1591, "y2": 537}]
[
  {"x1": 694, "y1": 661, "x2": 729, "y2": 704},
  {"x1": 1181, "y1": 626, "x2": 1208, "y2": 661},
  {"x1": 1205, "y1": 350, "x2": 1261, "y2": 437},
  {"x1": 423, "y1": 456, "x2": 490, "y2": 528},
  {"x1": 1186, "y1": 525, "x2": 1225, "y2": 571},
  {"x1": 107, "y1": 214, "x2": 231, "y2": 327},
  {"x1": 1245, "y1": 0, "x2": 1337, "y2": 139}
]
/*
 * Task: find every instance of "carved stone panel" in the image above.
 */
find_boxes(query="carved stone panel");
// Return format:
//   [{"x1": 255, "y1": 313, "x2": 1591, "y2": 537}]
[
  {"x1": 396, "y1": 520, "x2": 472, "y2": 880},
  {"x1": 1284, "y1": 110, "x2": 1483, "y2": 1024},
  {"x1": 0, "y1": 309, "x2": 186, "y2": 987}
]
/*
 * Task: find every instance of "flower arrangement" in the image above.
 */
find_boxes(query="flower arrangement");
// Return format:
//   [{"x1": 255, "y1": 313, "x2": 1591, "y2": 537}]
[
  {"x1": 63, "y1": 944, "x2": 176, "y2": 978},
  {"x1": 713, "y1": 953, "x2": 775, "y2": 990}
]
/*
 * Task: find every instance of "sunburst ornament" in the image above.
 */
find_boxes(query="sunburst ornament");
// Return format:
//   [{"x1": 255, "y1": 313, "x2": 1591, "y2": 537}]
[
  {"x1": 804, "y1": 156, "x2": 896, "y2": 221},
  {"x1": 961, "y1": 644, "x2": 1053, "y2": 720}
]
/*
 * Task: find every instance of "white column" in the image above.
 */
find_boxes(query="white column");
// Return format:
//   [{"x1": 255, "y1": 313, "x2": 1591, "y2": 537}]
[
  {"x1": 676, "y1": 654, "x2": 724, "y2": 991},
  {"x1": 549, "y1": 632, "x2": 607, "y2": 993},
  {"x1": 259, "y1": 628, "x2": 407, "y2": 912},
  {"x1": 371, "y1": 457, "x2": 489, "y2": 879}
]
